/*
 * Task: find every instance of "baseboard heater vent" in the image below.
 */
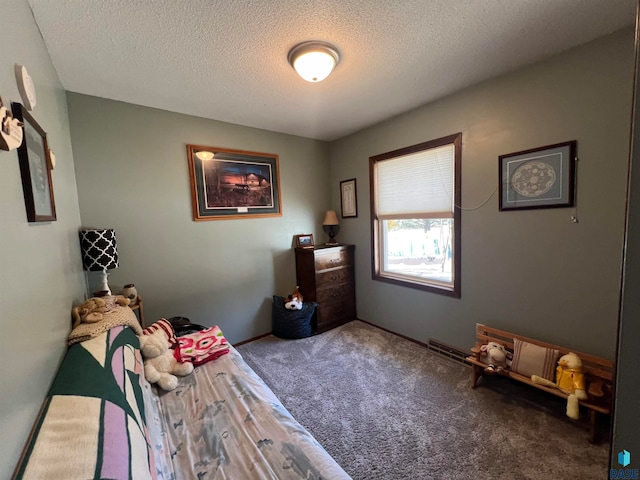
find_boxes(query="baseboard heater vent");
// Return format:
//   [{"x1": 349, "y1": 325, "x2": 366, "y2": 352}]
[{"x1": 427, "y1": 339, "x2": 469, "y2": 366}]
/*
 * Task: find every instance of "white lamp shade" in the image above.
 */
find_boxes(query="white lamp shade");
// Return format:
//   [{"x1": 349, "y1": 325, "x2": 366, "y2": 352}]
[{"x1": 288, "y1": 41, "x2": 340, "y2": 83}]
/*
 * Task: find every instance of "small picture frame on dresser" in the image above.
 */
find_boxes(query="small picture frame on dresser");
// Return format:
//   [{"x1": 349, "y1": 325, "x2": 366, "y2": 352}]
[{"x1": 295, "y1": 234, "x2": 314, "y2": 248}]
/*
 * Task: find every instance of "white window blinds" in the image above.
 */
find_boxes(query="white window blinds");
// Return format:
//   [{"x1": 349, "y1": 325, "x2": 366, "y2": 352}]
[{"x1": 376, "y1": 143, "x2": 455, "y2": 218}]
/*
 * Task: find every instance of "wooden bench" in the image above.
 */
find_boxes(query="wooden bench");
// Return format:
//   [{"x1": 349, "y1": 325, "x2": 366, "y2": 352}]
[{"x1": 467, "y1": 323, "x2": 614, "y2": 443}]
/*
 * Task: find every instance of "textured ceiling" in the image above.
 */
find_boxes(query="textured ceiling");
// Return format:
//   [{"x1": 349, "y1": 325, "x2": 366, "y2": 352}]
[{"x1": 27, "y1": 0, "x2": 636, "y2": 141}]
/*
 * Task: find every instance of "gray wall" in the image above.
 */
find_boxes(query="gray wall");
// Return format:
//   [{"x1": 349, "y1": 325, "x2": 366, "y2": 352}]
[
  {"x1": 0, "y1": 1, "x2": 85, "y2": 476},
  {"x1": 67, "y1": 94, "x2": 330, "y2": 343},
  {"x1": 329, "y1": 28, "x2": 634, "y2": 360}
]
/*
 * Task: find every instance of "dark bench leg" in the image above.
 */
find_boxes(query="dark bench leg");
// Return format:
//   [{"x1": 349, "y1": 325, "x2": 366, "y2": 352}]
[{"x1": 471, "y1": 364, "x2": 483, "y2": 389}]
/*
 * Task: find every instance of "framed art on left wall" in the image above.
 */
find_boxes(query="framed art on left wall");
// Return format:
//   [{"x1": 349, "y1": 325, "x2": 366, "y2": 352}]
[{"x1": 12, "y1": 102, "x2": 56, "y2": 222}]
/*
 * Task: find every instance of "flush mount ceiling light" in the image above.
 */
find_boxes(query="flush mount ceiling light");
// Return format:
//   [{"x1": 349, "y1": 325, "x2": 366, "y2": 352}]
[{"x1": 288, "y1": 41, "x2": 340, "y2": 83}]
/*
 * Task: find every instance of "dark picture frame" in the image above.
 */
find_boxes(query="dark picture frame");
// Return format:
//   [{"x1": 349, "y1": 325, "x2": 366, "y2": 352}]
[
  {"x1": 499, "y1": 141, "x2": 576, "y2": 211},
  {"x1": 340, "y1": 178, "x2": 358, "y2": 218},
  {"x1": 295, "y1": 234, "x2": 314, "y2": 248},
  {"x1": 187, "y1": 145, "x2": 282, "y2": 221},
  {"x1": 12, "y1": 102, "x2": 56, "y2": 222}
]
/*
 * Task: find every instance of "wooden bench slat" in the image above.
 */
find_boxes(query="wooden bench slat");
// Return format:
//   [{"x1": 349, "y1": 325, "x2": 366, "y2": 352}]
[
  {"x1": 475, "y1": 324, "x2": 614, "y2": 369},
  {"x1": 474, "y1": 332, "x2": 613, "y2": 381},
  {"x1": 467, "y1": 357, "x2": 611, "y2": 415},
  {"x1": 470, "y1": 323, "x2": 615, "y2": 443}
]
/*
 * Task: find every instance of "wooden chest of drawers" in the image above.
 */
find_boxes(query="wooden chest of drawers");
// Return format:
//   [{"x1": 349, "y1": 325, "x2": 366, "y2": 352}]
[{"x1": 295, "y1": 244, "x2": 356, "y2": 333}]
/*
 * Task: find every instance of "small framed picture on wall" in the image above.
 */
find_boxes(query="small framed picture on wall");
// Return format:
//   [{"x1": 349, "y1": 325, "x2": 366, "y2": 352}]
[{"x1": 340, "y1": 178, "x2": 357, "y2": 218}]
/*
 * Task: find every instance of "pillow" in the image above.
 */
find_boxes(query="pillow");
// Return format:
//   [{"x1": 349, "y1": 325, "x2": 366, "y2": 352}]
[
  {"x1": 142, "y1": 318, "x2": 178, "y2": 347},
  {"x1": 511, "y1": 338, "x2": 559, "y2": 381}
]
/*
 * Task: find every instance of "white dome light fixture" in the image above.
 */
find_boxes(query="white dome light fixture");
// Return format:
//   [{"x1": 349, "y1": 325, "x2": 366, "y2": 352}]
[{"x1": 288, "y1": 41, "x2": 340, "y2": 83}]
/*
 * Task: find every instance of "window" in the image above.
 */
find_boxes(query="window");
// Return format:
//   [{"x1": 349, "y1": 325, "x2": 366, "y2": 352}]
[{"x1": 369, "y1": 133, "x2": 461, "y2": 297}]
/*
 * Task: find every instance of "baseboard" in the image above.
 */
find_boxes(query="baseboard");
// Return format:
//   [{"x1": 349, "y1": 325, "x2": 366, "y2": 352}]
[
  {"x1": 356, "y1": 318, "x2": 430, "y2": 349},
  {"x1": 233, "y1": 331, "x2": 272, "y2": 347}
]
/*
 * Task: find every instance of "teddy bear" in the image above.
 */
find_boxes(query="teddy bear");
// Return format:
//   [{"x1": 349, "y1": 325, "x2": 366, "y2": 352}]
[
  {"x1": 479, "y1": 341, "x2": 512, "y2": 375},
  {"x1": 71, "y1": 295, "x2": 131, "y2": 328},
  {"x1": 139, "y1": 325, "x2": 193, "y2": 391},
  {"x1": 284, "y1": 286, "x2": 304, "y2": 310},
  {"x1": 531, "y1": 352, "x2": 587, "y2": 420}
]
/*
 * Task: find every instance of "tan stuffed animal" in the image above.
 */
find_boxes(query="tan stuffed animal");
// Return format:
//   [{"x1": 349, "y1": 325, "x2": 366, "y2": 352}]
[
  {"x1": 72, "y1": 295, "x2": 131, "y2": 328},
  {"x1": 531, "y1": 352, "x2": 587, "y2": 420}
]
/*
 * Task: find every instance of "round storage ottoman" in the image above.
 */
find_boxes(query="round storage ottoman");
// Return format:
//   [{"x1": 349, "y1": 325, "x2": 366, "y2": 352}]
[{"x1": 272, "y1": 295, "x2": 317, "y2": 339}]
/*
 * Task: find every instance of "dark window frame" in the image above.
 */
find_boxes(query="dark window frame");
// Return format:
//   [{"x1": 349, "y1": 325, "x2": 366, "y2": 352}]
[{"x1": 369, "y1": 132, "x2": 462, "y2": 298}]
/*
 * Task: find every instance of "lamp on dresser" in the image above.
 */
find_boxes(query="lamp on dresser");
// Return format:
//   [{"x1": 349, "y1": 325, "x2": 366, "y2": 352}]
[
  {"x1": 322, "y1": 210, "x2": 340, "y2": 245},
  {"x1": 79, "y1": 228, "x2": 119, "y2": 296}
]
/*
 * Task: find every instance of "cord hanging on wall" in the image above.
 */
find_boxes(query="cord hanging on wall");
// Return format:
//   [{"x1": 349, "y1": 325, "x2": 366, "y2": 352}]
[{"x1": 455, "y1": 187, "x2": 498, "y2": 211}]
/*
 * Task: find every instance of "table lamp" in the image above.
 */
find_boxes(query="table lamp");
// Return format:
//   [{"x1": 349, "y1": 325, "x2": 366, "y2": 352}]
[
  {"x1": 79, "y1": 228, "x2": 119, "y2": 295},
  {"x1": 322, "y1": 210, "x2": 340, "y2": 245}
]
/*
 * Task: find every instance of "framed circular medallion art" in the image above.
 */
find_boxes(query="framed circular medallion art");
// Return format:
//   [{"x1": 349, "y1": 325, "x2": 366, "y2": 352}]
[{"x1": 499, "y1": 141, "x2": 576, "y2": 211}]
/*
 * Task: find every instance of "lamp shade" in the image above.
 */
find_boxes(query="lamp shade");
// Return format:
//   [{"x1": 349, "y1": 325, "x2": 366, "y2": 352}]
[
  {"x1": 79, "y1": 228, "x2": 119, "y2": 271},
  {"x1": 323, "y1": 210, "x2": 340, "y2": 226},
  {"x1": 322, "y1": 210, "x2": 340, "y2": 245}
]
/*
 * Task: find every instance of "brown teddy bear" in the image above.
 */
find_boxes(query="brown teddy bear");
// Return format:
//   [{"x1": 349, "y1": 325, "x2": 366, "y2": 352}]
[{"x1": 72, "y1": 295, "x2": 131, "y2": 328}]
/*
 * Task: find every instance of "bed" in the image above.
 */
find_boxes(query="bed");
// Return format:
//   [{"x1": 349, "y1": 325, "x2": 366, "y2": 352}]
[{"x1": 13, "y1": 324, "x2": 351, "y2": 479}]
